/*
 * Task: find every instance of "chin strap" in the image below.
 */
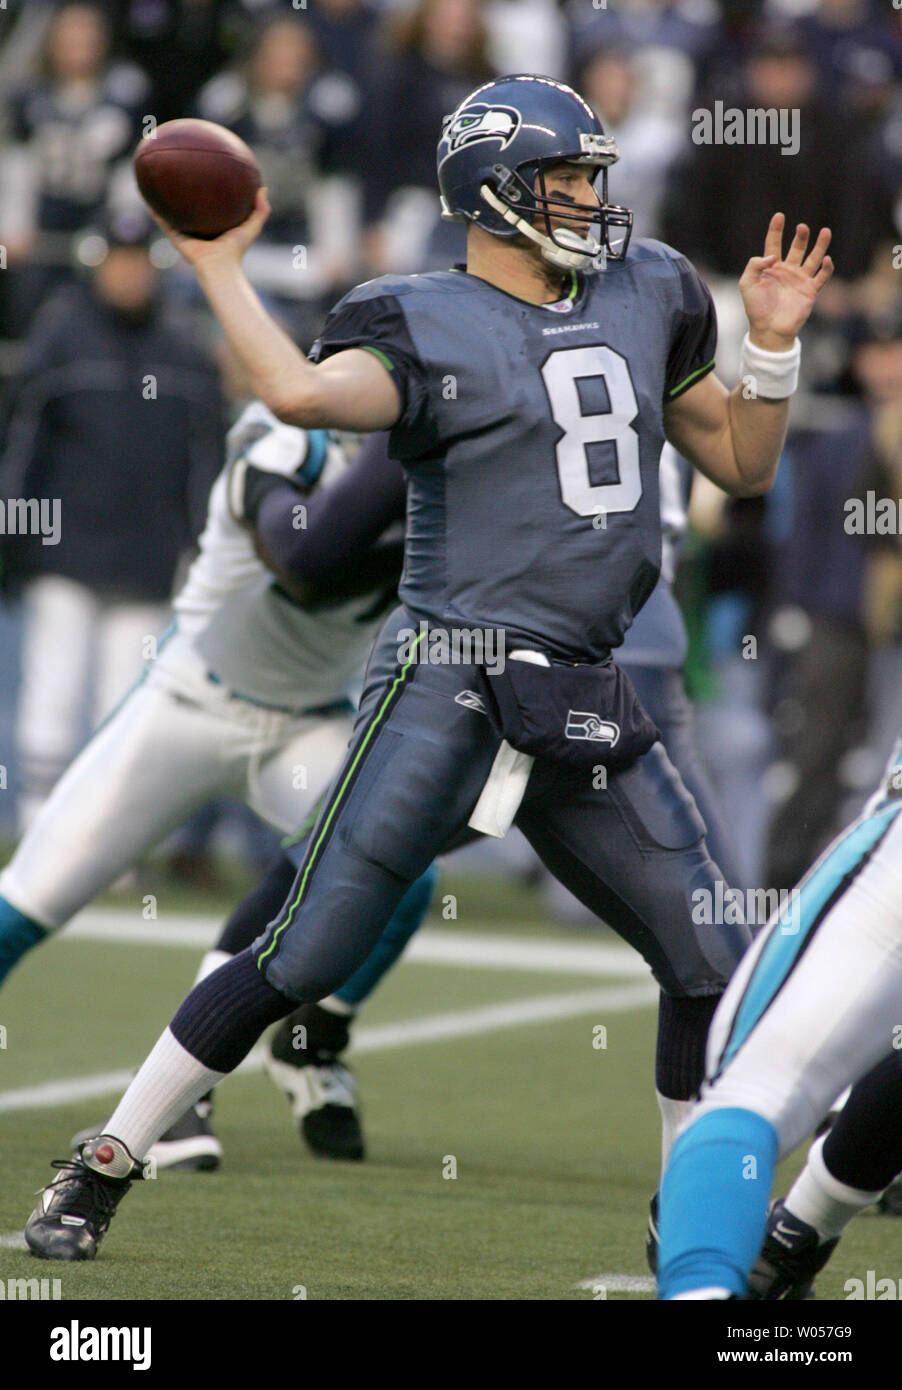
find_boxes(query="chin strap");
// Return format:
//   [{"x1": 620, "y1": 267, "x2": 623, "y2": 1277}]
[{"x1": 480, "y1": 183, "x2": 601, "y2": 271}]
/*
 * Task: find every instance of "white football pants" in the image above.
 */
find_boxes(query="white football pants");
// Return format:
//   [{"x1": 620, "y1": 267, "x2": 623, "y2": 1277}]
[
  {"x1": 1, "y1": 629, "x2": 354, "y2": 929},
  {"x1": 690, "y1": 800, "x2": 902, "y2": 1157}
]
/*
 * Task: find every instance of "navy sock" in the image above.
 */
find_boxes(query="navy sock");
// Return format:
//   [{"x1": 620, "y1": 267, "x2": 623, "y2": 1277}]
[
  {"x1": 170, "y1": 947, "x2": 295, "y2": 1072},
  {"x1": 823, "y1": 1053, "x2": 902, "y2": 1192},
  {"x1": 655, "y1": 992, "x2": 720, "y2": 1100},
  {"x1": 0, "y1": 896, "x2": 48, "y2": 986}
]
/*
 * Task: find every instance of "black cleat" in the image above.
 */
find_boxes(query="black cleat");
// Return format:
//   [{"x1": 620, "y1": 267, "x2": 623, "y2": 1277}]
[
  {"x1": 71, "y1": 1094, "x2": 221, "y2": 1173},
  {"x1": 646, "y1": 1192, "x2": 660, "y2": 1276},
  {"x1": 147, "y1": 1094, "x2": 221, "y2": 1172},
  {"x1": 25, "y1": 1136, "x2": 141, "y2": 1261},
  {"x1": 265, "y1": 1003, "x2": 365, "y2": 1161},
  {"x1": 747, "y1": 1199, "x2": 839, "y2": 1300}
]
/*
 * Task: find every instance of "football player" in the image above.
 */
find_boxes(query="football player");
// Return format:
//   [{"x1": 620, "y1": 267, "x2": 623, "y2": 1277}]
[
  {"x1": 0, "y1": 404, "x2": 436, "y2": 1166},
  {"x1": 23, "y1": 73, "x2": 832, "y2": 1265},
  {"x1": 180, "y1": 439, "x2": 746, "y2": 1175},
  {"x1": 657, "y1": 738, "x2": 902, "y2": 1300}
]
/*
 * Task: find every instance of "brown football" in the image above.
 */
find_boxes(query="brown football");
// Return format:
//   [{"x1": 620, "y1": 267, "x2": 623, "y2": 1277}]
[{"x1": 133, "y1": 118, "x2": 261, "y2": 239}]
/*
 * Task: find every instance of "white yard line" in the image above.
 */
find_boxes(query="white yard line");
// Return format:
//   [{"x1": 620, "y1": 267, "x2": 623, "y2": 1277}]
[
  {"x1": 409, "y1": 933, "x2": 648, "y2": 978},
  {"x1": 575, "y1": 1273, "x2": 656, "y2": 1294},
  {"x1": 348, "y1": 982, "x2": 655, "y2": 1049},
  {"x1": 0, "y1": 1233, "x2": 28, "y2": 1249},
  {"x1": 66, "y1": 911, "x2": 219, "y2": 949},
  {"x1": 0, "y1": 981, "x2": 656, "y2": 1114},
  {"x1": 64, "y1": 908, "x2": 650, "y2": 978},
  {"x1": 0, "y1": 1068, "x2": 141, "y2": 1114}
]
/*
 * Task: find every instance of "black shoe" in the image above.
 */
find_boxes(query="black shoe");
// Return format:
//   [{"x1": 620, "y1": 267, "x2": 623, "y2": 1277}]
[
  {"x1": 747, "y1": 1199, "x2": 839, "y2": 1300},
  {"x1": 646, "y1": 1193, "x2": 660, "y2": 1276},
  {"x1": 25, "y1": 1136, "x2": 141, "y2": 1261},
  {"x1": 71, "y1": 1094, "x2": 222, "y2": 1173},
  {"x1": 148, "y1": 1094, "x2": 222, "y2": 1172},
  {"x1": 265, "y1": 1003, "x2": 365, "y2": 1161}
]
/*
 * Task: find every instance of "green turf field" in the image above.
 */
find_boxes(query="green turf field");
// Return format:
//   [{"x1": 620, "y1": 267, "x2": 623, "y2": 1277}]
[{"x1": 0, "y1": 872, "x2": 898, "y2": 1301}]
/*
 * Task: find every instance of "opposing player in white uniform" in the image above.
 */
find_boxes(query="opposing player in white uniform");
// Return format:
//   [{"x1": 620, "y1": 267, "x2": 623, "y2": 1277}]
[
  {"x1": 0, "y1": 402, "x2": 434, "y2": 1164},
  {"x1": 657, "y1": 740, "x2": 902, "y2": 1299}
]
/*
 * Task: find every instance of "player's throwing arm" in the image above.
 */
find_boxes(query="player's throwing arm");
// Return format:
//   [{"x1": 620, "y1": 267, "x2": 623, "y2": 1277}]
[{"x1": 143, "y1": 175, "x2": 400, "y2": 434}]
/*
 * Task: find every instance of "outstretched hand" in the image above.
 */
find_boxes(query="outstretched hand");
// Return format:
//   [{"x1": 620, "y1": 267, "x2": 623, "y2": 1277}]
[
  {"x1": 150, "y1": 185, "x2": 271, "y2": 271},
  {"x1": 740, "y1": 213, "x2": 833, "y2": 351}
]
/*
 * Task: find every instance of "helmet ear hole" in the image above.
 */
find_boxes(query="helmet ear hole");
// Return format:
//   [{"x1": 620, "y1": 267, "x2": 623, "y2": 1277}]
[{"x1": 491, "y1": 164, "x2": 520, "y2": 202}]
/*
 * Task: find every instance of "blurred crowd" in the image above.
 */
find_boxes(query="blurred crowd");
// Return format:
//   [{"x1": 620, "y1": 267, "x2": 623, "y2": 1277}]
[{"x1": 1, "y1": 0, "x2": 902, "y2": 894}]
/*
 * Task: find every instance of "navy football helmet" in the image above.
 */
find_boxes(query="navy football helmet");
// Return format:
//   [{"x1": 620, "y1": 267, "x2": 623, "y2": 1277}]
[{"x1": 437, "y1": 74, "x2": 632, "y2": 270}]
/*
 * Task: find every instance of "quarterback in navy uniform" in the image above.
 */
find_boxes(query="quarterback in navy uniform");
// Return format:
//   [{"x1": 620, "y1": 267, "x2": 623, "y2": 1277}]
[{"x1": 23, "y1": 75, "x2": 833, "y2": 1268}]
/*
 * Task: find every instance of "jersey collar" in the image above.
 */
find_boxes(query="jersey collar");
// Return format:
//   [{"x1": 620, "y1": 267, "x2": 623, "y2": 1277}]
[{"x1": 451, "y1": 263, "x2": 583, "y2": 311}]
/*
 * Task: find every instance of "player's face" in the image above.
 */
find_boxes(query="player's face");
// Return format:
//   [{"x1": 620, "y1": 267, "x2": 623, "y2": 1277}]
[{"x1": 534, "y1": 162, "x2": 601, "y2": 237}]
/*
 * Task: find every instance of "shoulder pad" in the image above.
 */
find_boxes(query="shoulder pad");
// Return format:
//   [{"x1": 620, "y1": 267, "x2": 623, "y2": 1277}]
[{"x1": 337, "y1": 271, "x2": 465, "y2": 306}]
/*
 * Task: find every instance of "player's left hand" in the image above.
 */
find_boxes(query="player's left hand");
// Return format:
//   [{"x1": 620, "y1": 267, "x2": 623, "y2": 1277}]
[{"x1": 739, "y1": 213, "x2": 833, "y2": 351}]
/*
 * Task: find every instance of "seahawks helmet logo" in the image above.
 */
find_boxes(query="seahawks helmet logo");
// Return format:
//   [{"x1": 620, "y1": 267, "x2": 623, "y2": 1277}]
[
  {"x1": 565, "y1": 711, "x2": 620, "y2": 746},
  {"x1": 443, "y1": 104, "x2": 521, "y2": 153}
]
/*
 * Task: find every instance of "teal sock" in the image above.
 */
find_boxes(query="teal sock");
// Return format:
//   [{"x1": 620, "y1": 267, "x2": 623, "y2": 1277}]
[
  {"x1": 658, "y1": 1107, "x2": 779, "y2": 1298},
  {"x1": 0, "y1": 896, "x2": 49, "y2": 985}
]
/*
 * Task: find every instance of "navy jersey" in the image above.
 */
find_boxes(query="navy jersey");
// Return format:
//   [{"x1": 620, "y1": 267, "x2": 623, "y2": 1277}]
[{"x1": 310, "y1": 239, "x2": 716, "y2": 662}]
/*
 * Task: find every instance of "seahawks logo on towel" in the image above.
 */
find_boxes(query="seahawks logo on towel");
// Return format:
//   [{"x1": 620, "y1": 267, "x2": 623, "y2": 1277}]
[
  {"x1": 565, "y1": 711, "x2": 620, "y2": 745},
  {"x1": 443, "y1": 105, "x2": 521, "y2": 153}
]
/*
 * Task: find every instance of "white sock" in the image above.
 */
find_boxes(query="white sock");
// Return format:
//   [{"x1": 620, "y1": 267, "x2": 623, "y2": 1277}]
[
  {"x1": 192, "y1": 949, "x2": 232, "y2": 987},
  {"x1": 670, "y1": 1287, "x2": 731, "y2": 1300},
  {"x1": 784, "y1": 1134, "x2": 884, "y2": 1242},
  {"x1": 104, "y1": 1027, "x2": 225, "y2": 1161},
  {"x1": 657, "y1": 1091, "x2": 692, "y2": 1174},
  {"x1": 319, "y1": 994, "x2": 356, "y2": 1017}
]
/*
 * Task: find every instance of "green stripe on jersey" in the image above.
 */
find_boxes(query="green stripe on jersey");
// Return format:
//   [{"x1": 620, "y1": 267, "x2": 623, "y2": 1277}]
[
  {"x1": 668, "y1": 358, "x2": 715, "y2": 399},
  {"x1": 257, "y1": 632, "x2": 425, "y2": 969},
  {"x1": 361, "y1": 346, "x2": 395, "y2": 372}
]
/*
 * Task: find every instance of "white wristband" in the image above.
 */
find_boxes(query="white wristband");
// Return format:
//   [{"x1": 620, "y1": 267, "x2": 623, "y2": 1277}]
[{"x1": 738, "y1": 331, "x2": 801, "y2": 400}]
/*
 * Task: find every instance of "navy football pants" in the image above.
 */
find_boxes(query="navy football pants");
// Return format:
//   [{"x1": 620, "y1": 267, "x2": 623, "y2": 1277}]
[{"x1": 253, "y1": 609, "x2": 749, "y2": 1003}]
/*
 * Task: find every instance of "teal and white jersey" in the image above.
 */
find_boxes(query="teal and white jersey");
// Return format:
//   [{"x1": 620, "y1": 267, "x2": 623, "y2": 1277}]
[
  {"x1": 171, "y1": 402, "x2": 386, "y2": 711},
  {"x1": 310, "y1": 239, "x2": 716, "y2": 662}
]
